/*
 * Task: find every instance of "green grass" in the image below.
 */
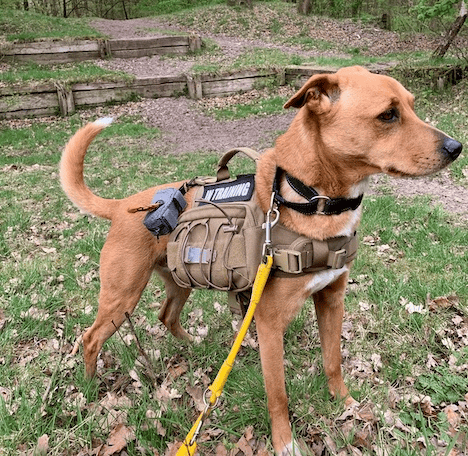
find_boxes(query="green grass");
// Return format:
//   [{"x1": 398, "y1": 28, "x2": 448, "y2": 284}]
[
  {"x1": 133, "y1": 0, "x2": 225, "y2": 17},
  {"x1": 0, "y1": 61, "x2": 133, "y2": 85},
  {"x1": 0, "y1": 99, "x2": 467, "y2": 455},
  {"x1": 0, "y1": 8, "x2": 104, "y2": 42},
  {"x1": 206, "y1": 95, "x2": 288, "y2": 120}
]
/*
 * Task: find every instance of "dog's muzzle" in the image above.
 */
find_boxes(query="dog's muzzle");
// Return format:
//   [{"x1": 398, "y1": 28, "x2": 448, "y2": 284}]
[{"x1": 442, "y1": 137, "x2": 463, "y2": 161}]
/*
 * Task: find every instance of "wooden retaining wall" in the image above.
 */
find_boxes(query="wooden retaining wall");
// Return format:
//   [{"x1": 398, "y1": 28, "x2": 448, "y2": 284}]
[
  {"x1": 0, "y1": 69, "x2": 281, "y2": 119},
  {"x1": 1, "y1": 35, "x2": 202, "y2": 64},
  {"x1": 0, "y1": 63, "x2": 402, "y2": 119}
]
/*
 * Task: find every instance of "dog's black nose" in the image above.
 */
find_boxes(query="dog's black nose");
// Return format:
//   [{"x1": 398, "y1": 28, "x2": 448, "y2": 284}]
[{"x1": 442, "y1": 137, "x2": 463, "y2": 161}]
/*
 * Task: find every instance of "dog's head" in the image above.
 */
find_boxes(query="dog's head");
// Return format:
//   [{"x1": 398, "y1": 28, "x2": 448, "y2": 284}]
[{"x1": 284, "y1": 66, "x2": 462, "y2": 178}]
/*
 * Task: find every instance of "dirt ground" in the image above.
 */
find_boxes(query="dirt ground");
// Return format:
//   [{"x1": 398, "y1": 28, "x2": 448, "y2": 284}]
[{"x1": 88, "y1": 15, "x2": 468, "y2": 219}]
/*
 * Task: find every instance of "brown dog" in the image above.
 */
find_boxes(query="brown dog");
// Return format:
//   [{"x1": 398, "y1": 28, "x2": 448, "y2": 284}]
[{"x1": 60, "y1": 66, "x2": 462, "y2": 455}]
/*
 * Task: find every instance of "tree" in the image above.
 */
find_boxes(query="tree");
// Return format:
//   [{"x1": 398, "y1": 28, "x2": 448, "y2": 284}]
[{"x1": 433, "y1": 1, "x2": 467, "y2": 57}]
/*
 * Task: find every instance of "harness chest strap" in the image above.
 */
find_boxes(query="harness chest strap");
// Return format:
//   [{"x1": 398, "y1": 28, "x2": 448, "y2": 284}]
[{"x1": 269, "y1": 226, "x2": 359, "y2": 275}]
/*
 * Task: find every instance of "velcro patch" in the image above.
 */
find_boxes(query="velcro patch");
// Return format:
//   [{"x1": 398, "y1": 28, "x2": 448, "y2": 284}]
[{"x1": 201, "y1": 174, "x2": 255, "y2": 204}]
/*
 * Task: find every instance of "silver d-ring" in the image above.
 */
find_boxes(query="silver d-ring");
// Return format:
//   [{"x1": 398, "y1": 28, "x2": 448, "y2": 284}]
[
  {"x1": 309, "y1": 195, "x2": 330, "y2": 215},
  {"x1": 203, "y1": 388, "x2": 220, "y2": 409}
]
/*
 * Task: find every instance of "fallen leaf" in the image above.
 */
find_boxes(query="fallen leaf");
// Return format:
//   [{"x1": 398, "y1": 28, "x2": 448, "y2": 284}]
[
  {"x1": 370, "y1": 353, "x2": 382, "y2": 372},
  {"x1": 419, "y1": 396, "x2": 435, "y2": 417},
  {"x1": 428, "y1": 294, "x2": 459, "y2": 311},
  {"x1": 168, "y1": 361, "x2": 188, "y2": 380},
  {"x1": 0, "y1": 386, "x2": 10, "y2": 402},
  {"x1": 164, "y1": 441, "x2": 183, "y2": 456},
  {"x1": 98, "y1": 423, "x2": 135, "y2": 456},
  {"x1": 444, "y1": 404, "x2": 460, "y2": 432},
  {"x1": 186, "y1": 385, "x2": 205, "y2": 412},
  {"x1": 34, "y1": 434, "x2": 49, "y2": 456},
  {"x1": 237, "y1": 435, "x2": 254, "y2": 456},
  {"x1": 215, "y1": 443, "x2": 228, "y2": 455}
]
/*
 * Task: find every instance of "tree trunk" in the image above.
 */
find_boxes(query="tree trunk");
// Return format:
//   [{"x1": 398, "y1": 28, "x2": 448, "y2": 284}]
[
  {"x1": 297, "y1": 0, "x2": 311, "y2": 15},
  {"x1": 433, "y1": 1, "x2": 467, "y2": 58}
]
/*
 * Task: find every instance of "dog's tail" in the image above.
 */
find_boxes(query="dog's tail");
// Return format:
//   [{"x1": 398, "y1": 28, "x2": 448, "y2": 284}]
[{"x1": 60, "y1": 118, "x2": 117, "y2": 220}]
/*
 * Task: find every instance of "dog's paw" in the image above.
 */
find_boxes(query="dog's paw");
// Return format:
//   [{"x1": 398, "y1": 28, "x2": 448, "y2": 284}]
[
  {"x1": 94, "y1": 117, "x2": 114, "y2": 127},
  {"x1": 345, "y1": 396, "x2": 360, "y2": 409},
  {"x1": 279, "y1": 440, "x2": 303, "y2": 456}
]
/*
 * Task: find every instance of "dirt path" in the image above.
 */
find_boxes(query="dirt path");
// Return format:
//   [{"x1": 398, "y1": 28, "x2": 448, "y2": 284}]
[{"x1": 88, "y1": 16, "x2": 468, "y2": 219}]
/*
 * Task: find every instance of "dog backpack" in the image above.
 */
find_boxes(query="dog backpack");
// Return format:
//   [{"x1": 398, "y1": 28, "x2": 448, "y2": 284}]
[{"x1": 167, "y1": 148, "x2": 265, "y2": 292}]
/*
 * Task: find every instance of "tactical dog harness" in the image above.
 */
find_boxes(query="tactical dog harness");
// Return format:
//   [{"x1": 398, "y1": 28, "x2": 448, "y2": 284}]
[{"x1": 140, "y1": 148, "x2": 361, "y2": 293}]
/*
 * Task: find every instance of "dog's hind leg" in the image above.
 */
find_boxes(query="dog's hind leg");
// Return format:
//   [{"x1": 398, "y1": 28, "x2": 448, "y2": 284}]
[
  {"x1": 83, "y1": 238, "x2": 156, "y2": 379},
  {"x1": 312, "y1": 271, "x2": 351, "y2": 403},
  {"x1": 156, "y1": 266, "x2": 192, "y2": 341}
]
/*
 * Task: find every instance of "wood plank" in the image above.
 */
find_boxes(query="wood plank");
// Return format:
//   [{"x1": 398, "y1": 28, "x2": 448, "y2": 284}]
[
  {"x1": 73, "y1": 88, "x2": 136, "y2": 105},
  {"x1": 73, "y1": 80, "x2": 186, "y2": 106},
  {"x1": 72, "y1": 80, "x2": 131, "y2": 91},
  {"x1": 109, "y1": 36, "x2": 189, "y2": 51},
  {"x1": 74, "y1": 83, "x2": 185, "y2": 104},
  {"x1": 133, "y1": 76, "x2": 187, "y2": 85},
  {"x1": 0, "y1": 92, "x2": 58, "y2": 112},
  {"x1": 133, "y1": 82, "x2": 187, "y2": 98},
  {"x1": 3, "y1": 40, "x2": 99, "y2": 55},
  {"x1": 200, "y1": 70, "x2": 277, "y2": 83},
  {"x1": 72, "y1": 77, "x2": 185, "y2": 92},
  {"x1": 0, "y1": 82, "x2": 56, "y2": 96},
  {"x1": 202, "y1": 76, "x2": 269, "y2": 97},
  {"x1": 110, "y1": 47, "x2": 188, "y2": 59},
  {"x1": 11, "y1": 51, "x2": 100, "y2": 64},
  {"x1": 0, "y1": 106, "x2": 57, "y2": 120}
]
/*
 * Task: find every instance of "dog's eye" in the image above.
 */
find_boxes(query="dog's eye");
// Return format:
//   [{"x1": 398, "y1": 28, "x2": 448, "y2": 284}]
[{"x1": 378, "y1": 108, "x2": 399, "y2": 123}]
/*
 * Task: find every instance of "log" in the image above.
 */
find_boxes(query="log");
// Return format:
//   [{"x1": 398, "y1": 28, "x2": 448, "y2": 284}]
[{"x1": 1, "y1": 36, "x2": 202, "y2": 63}]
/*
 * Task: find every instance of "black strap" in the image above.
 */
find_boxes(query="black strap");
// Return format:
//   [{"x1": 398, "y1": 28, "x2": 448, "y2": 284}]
[{"x1": 273, "y1": 168, "x2": 363, "y2": 216}]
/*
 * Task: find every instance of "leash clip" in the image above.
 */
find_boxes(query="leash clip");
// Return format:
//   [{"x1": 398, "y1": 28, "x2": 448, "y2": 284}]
[
  {"x1": 262, "y1": 193, "x2": 279, "y2": 259},
  {"x1": 187, "y1": 389, "x2": 220, "y2": 447}
]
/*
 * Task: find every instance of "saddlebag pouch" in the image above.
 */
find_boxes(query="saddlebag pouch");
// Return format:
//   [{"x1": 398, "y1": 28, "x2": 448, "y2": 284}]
[{"x1": 167, "y1": 176, "x2": 265, "y2": 292}]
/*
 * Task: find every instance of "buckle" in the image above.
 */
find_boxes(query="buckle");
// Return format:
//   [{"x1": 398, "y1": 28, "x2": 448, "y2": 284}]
[
  {"x1": 327, "y1": 249, "x2": 347, "y2": 269},
  {"x1": 273, "y1": 249, "x2": 303, "y2": 274}
]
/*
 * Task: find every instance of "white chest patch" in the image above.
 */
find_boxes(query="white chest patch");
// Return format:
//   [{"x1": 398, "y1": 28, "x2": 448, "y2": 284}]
[{"x1": 306, "y1": 266, "x2": 348, "y2": 295}]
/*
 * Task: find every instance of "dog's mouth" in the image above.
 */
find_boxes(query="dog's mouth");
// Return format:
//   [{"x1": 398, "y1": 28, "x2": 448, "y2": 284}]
[{"x1": 384, "y1": 166, "x2": 415, "y2": 178}]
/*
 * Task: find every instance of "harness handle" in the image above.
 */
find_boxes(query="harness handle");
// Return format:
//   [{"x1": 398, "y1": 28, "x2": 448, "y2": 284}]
[{"x1": 216, "y1": 148, "x2": 261, "y2": 182}]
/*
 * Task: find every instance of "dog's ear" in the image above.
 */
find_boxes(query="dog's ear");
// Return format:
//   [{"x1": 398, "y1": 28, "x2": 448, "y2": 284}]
[{"x1": 284, "y1": 73, "x2": 339, "y2": 114}]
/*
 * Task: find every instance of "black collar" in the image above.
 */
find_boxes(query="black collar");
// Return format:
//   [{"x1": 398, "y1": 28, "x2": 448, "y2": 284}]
[{"x1": 272, "y1": 168, "x2": 363, "y2": 216}]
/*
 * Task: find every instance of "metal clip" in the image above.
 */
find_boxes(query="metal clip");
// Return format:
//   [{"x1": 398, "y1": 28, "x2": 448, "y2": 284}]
[
  {"x1": 188, "y1": 389, "x2": 220, "y2": 447},
  {"x1": 262, "y1": 193, "x2": 280, "y2": 259}
]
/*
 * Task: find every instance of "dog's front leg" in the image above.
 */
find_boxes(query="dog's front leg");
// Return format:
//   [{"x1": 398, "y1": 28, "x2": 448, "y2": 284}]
[
  {"x1": 255, "y1": 277, "x2": 310, "y2": 456},
  {"x1": 312, "y1": 271, "x2": 352, "y2": 403}
]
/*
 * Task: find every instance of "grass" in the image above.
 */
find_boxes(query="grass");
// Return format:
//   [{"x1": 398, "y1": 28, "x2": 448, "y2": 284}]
[
  {"x1": 0, "y1": 91, "x2": 467, "y2": 455},
  {"x1": 0, "y1": 8, "x2": 104, "y2": 42},
  {"x1": 0, "y1": 61, "x2": 133, "y2": 86},
  {"x1": 0, "y1": 1, "x2": 468, "y2": 454}
]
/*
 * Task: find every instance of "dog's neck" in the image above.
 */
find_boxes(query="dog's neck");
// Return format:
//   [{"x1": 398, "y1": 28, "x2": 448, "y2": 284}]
[
  {"x1": 255, "y1": 146, "x2": 369, "y2": 241},
  {"x1": 273, "y1": 168, "x2": 364, "y2": 216}
]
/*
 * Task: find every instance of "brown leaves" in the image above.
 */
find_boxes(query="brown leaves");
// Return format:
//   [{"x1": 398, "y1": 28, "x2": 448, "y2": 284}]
[
  {"x1": 169, "y1": 426, "x2": 271, "y2": 456},
  {"x1": 95, "y1": 424, "x2": 136, "y2": 456}
]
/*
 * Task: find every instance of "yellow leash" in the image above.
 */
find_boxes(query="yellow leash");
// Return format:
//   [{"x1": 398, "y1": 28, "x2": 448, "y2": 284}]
[{"x1": 176, "y1": 254, "x2": 274, "y2": 456}]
